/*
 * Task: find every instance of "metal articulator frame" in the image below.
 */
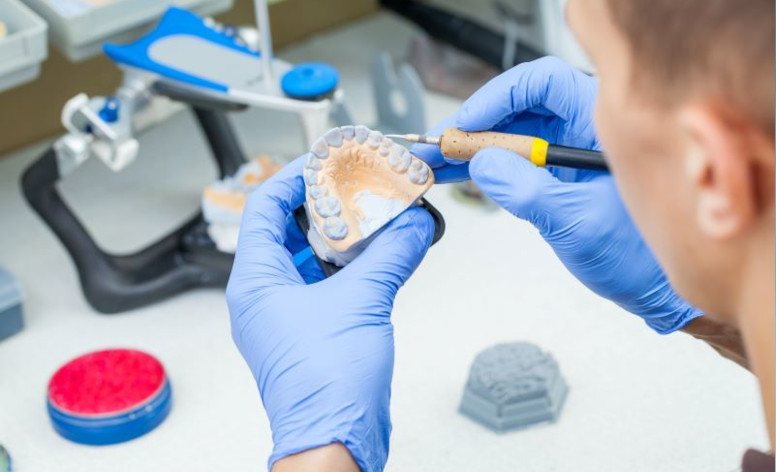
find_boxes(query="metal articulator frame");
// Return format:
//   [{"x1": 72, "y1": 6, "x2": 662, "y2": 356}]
[
  {"x1": 21, "y1": 83, "x2": 245, "y2": 314},
  {"x1": 21, "y1": 82, "x2": 447, "y2": 311}
]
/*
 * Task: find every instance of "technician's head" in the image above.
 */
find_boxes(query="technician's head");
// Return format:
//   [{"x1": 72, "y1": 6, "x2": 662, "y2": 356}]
[{"x1": 567, "y1": 0, "x2": 775, "y2": 322}]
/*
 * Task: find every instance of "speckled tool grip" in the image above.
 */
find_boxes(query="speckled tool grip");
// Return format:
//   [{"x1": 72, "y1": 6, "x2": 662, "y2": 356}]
[{"x1": 439, "y1": 128, "x2": 537, "y2": 161}]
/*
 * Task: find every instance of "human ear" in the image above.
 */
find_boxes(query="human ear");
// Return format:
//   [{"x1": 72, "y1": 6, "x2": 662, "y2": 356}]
[{"x1": 679, "y1": 106, "x2": 757, "y2": 240}]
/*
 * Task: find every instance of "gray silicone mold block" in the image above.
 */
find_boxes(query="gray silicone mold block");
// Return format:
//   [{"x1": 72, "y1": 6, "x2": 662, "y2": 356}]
[{"x1": 459, "y1": 342, "x2": 568, "y2": 432}]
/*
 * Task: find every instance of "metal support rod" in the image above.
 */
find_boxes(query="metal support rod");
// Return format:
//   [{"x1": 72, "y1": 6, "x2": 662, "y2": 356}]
[
  {"x1": 192, "y1": 107, "x2": 246, "y2": 178},
  {"x1": 254, "y1": 0, "x2": 274, "y2": 89}
]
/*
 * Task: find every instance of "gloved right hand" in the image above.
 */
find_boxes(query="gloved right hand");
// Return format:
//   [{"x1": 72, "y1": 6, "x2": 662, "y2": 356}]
[
  {"x1": 413, "y1": 57, "x2": 702, "y2": 334},
  {"x1": 227, "y1": 157, "x2": 434, "y2": 471}
]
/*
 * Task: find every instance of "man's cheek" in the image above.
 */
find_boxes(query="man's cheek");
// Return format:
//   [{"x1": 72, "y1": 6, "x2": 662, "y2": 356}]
[
  {"x1": 594, "y1": 99, "x2": 624, "y2": 165},
  {"x1": 593, "y1": 99, "x2": 610, "y2": 148}
]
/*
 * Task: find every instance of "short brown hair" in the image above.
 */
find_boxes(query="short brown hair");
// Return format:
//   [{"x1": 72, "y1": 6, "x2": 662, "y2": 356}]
[{"x1": 607, "y1": 0, "x2": 774, "y2": 136}]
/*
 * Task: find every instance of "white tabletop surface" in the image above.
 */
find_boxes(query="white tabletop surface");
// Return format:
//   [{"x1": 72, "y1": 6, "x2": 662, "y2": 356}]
[{"x1": 0, "y1": 12, "x2": 769, "y2": 472}]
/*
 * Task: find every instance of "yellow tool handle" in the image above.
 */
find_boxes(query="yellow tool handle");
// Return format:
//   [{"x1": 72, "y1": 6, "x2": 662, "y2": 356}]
[{"x1": 439, "y1": 128, "x2": 549, "y2": 166}]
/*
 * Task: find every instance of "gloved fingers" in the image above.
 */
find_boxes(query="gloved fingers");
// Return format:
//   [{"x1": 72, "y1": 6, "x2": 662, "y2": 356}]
[
  {"x1": 337, "y1": 206, "x2": 435, "y2": 300},
  {"x1": 495, "y1": 112, "x2": 603, "y2": 183},
  {"x1": 493, "y1": 111, "x2": 563, "y2": 143},
  {"x1": 469, "y1": 147, "x2": 571, "y2": 233},
  {"x1": 430, "y1": 162, "x2": 471, "y2": 183},
  {"x1": 410, "y1": 115, "x2": 471, "y2": 182},
  {"x1": 471, "y1": 115, "x2": 602, "y2": 184},
  {"x1": 284, "y1": 212, "x2": 326, "y2": 284},
  {"x1": 410, "y1": 115, "x2": 458, "y2": 170},
  {"x1": 488, "y1": 113, "x2": 586, "y2": 183},
  {"x1": 542, "y1": 165, "x2": 608, "y2": 184},
  {"x1": 456, "y1": 56, "x2": 593, "y2": 132},
  {"x1": 231, "y1": 156, "x2": 308, "y2": 288},
  {"x1": 283, "y1": 211, "x2": 309, "y2": 253}
]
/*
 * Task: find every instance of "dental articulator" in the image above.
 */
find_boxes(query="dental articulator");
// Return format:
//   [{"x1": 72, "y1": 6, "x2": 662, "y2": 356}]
[{"x1": 21, "y1": 3, "x2": 445, "y2": 311}]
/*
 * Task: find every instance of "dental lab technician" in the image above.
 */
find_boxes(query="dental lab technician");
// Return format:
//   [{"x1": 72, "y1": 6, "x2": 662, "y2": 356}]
[{"x1": 226, "y1": 0, "x2": 775, "y2": 470}]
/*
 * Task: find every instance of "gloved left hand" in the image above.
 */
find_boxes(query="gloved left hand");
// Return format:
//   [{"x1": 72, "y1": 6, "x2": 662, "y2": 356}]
[
  {"x1": 226, "y1": 156, "x2": 435, "y2": 471},
  {"x1": 413, "y1": 57, "x2": 701, "y2": 334}
]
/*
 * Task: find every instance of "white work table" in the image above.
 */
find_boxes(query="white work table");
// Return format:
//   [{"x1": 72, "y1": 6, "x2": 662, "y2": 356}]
[{"x1": 0, "y1": 13, "x2": 768, "y2": 472}]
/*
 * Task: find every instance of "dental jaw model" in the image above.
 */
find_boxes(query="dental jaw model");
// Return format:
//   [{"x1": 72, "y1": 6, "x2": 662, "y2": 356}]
[
  {"x1": 202, "y1": 155, "x2": 282, "y2": 253},
  {"x1": 304, "y1": 126, "x2": 434, "y2": 266}
]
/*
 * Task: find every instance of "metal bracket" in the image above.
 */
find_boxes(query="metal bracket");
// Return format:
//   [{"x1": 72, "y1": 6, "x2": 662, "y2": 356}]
[{"x1": 372, "y1": 52, "x2": 426, "y2": 134}]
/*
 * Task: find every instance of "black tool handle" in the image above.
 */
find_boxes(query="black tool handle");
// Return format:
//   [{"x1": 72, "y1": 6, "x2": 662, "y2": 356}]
[{"x1": 547, "y1": 145, "x2": 608, "y2": 171}]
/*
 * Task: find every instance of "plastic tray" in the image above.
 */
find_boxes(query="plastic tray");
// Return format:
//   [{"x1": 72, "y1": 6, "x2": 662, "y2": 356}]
[
  {"x1": 21, "y1": 0, "x2": 233, "y2": 61},
  {"x1": 0, "y1": 0, "x2": 47, "y2": 93}
]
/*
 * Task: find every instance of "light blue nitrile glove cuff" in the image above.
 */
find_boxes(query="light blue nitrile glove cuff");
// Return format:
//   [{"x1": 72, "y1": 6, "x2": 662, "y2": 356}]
[
  {"x1": 413, "y1": 56, "x2": 702, "y2": 334},
  {"x1": 226, "y1": 157, "x2": 435, "y2": 471}
]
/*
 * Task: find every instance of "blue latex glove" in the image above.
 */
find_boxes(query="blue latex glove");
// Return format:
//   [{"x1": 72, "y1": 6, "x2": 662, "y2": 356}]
[
  {"x1": 413, "y1": 57, "x2": 701, "y2": 333},
  {"x1": 226, "y1": 156, "x2": 434, "y2": 471}
]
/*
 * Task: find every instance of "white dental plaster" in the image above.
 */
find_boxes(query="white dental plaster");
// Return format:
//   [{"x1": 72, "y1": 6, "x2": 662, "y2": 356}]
[
  {"x1": 324, "y1": 128, "x2": 344, "y2": 147},
  {"x1": 366, "y1": 130, "x2": 383, "y2": 148},
  {"x1": 303, "y1": 168, "x2": 319, "y2": 185},
  {"x1": 340, "y1": 125, "x2": 355, "y2": 140},
  {"x1": 306, "y1": 216, "x2": 370, "y2": 266},
  {"x1": 309, "y1": 185, "x2": 327, "y2": 199},
  {"x1": 388, "y1": 147, "x2": 411, "y2": 172},
  {"x1": 311, "y1": 138, "x2": 329, "y2": 158},
  {"x1": 354, "y1": 125, "x2": 370, "y2": 144},
  {"x1": 354, "y1": 190, "x2": 408, "y2": 236},
  {"x1": 305, "y1": 153, "x2": 322, "y2": 170},
  {"x1": 323, "y1": 216, "x2": 348, "y2": 240},
  {"x1": 315, "y1": 196, "x2": 342, "y2": 217},
  {"x1": 378, "y1": 140, "x2": 392, "y2": 157},
  {"x1": 408, "y1": 160, "x2": 430, "y2": 184}
]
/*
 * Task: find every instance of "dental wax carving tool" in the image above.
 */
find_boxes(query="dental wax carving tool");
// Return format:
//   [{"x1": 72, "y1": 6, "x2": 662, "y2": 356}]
[
  {"x1": 304, "y1": 125, "x2": 434, "y2": 266},
  {"x1": 388, "y1": 128, "x2": 608, "y2": 170}
]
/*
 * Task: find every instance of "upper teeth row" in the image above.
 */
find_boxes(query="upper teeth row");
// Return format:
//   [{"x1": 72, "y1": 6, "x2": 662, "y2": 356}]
[
  {"x1": 307, "y1": 126, "x2": 427, "y2": 183},
  {"x1": 304, "y1": 126, "x2": 430, "y2": 240}
]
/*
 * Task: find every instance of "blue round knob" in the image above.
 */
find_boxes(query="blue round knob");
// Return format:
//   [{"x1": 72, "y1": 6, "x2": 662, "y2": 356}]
[
  {"x1": 98, "y1": 97, "x2": 120, "y2": 123},
  {"x1": 281, "y1": 63, "x2": 339, "y2": 101}
]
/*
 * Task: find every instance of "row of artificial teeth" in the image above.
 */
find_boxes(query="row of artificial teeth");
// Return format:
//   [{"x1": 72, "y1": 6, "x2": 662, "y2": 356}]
[
  {"x1": 407, "y1": 159, "x2": 430, "y2": 185},
  {"x1": 303, "y1": 126, "x2": 430, "y2": 241},
  {"x1": 305, "y1": 126, "x2": 429, "y2": 185}
]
